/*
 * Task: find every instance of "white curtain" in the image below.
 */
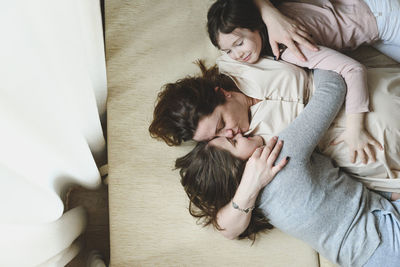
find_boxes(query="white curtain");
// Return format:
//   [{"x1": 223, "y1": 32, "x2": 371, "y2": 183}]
[{"x1": 0, "y1": 0, "x2": 107, "y2": 265}]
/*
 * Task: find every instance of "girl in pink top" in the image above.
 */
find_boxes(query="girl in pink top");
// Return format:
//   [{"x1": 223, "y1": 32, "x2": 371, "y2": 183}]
[{"x1": 207, "y1": 0, "x2": 399, "y2": 164}]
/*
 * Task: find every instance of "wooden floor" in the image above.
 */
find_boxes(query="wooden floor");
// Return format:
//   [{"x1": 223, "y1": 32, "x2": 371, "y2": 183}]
[{"x1": 65, "y1": 183, "x2": 110, "y2": 266}]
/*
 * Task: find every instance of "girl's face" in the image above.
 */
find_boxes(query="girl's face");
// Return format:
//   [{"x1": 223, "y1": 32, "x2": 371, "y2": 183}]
[
  {"x1": 218, "y1": 28, "x2": 262, "y2": 64},
  {"x1": 209, "y1": 133, "x2": 264, "y2": 160}
]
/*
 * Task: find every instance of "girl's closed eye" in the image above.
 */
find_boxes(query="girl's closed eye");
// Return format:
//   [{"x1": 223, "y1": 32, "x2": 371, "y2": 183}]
[{"x1": 236, "y1": 40, "x2": 243, "y2": 46}]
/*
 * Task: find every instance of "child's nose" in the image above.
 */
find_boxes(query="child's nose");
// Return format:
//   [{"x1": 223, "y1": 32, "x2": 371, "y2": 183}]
[{"x1": 232, "y1": 50, "x2": 242, "y2": 60}]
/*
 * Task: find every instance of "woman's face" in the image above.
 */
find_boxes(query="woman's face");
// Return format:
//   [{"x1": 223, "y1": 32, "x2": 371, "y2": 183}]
[
  {"x1": 209, "y1": 133, "x2": 264, "y2": 160},
  {"x1": 218, "y1": 28, "x2": 262, "y2": 64},
  {"x1": 193, "y1": 89, "x2": 250, "y2": 142}
]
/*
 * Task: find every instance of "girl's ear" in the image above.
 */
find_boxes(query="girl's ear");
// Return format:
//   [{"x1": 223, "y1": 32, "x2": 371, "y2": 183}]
[{"x1": 216, "y1": 87, "x2": 231, "y2": 98}]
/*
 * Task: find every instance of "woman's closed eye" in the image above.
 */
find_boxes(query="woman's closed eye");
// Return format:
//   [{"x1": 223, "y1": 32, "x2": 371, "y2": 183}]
[{"x1": 228, "y1": 138, "x2": 237, "y2": 147}]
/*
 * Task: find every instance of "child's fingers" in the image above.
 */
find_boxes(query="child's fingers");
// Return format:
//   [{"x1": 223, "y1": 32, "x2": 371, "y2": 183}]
[
  {"x1": 368, "y1": 136, "x2": 383, "y2": 151},
  {"x1": 364, "y1": 145, "x2": 376, "y2": 163},
  {"x1": 357, "y1": 148, "x2": 367, "y2": 164},
  {"x1": 349, "y1": 149, "x2": 357, "y2": 164},
  {"x1": 330, "y1": 136, "x2": 344, "y2": 146}
]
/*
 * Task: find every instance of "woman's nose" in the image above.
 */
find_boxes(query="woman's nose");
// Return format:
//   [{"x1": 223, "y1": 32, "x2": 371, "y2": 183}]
[
  {"x1": 223, "y1": 129, "x2": 234, "y2": 138},
  {"x1": 233, "y1": 132, "x2": 243, "y2": 140}
]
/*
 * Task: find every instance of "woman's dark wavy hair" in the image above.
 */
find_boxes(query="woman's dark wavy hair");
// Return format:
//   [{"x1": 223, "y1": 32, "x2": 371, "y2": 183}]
[
  {"x1": 149, "y1": 60, "x2": 238, "y2": 146},
  {"x1": 176, "y1": 142, "x2": 273, "y2": 241},
  {"x1": 207, "y1": 0, "x2": 273, "y2": 57}
]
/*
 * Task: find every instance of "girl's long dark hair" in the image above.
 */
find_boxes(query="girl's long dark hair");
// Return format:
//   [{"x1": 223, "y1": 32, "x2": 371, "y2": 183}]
[
  {"x1": 207, "y1": 0, "x2": 273, "y2": 57},
  {"x1": 176, "y1": 142, "x2": 273, "y2": 241}
]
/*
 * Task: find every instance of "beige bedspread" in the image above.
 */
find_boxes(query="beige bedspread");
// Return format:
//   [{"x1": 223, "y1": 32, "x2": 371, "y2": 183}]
[{"x1": 106, "y1": 0, "x2": 399, "y2": 266}]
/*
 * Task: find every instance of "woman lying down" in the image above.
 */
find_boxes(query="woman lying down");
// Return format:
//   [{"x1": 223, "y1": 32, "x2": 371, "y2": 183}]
[
  {"x1": 215, "y1": 55, "x2": 400, "y2": 192},
  {"x1": 174, "y1": 70, "x2": 400, "y2": 266}
]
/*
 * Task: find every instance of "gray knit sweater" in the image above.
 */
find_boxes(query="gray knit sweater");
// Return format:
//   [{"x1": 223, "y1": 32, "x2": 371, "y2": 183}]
[{"x1": 258, "y1": 70, "x2": 394, "y2": 266}]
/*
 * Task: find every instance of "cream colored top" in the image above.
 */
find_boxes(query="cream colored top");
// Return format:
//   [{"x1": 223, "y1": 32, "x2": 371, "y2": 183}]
[
  {"x1": 217, "y1": 55, "x2": 400, "y2": 192},
  {"x1": 217, "y1": 54, "x2": 314, "y2": 141}
]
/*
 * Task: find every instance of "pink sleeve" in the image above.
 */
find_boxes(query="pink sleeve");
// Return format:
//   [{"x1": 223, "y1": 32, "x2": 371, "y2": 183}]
[{"x1": 281, "y1": 45, "x2": 369, "y2": 114}]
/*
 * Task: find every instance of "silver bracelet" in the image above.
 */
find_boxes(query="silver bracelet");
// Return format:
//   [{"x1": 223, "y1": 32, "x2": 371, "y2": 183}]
[{"x1": 232, "y1": 201, "x2": 255, "y2": 214}]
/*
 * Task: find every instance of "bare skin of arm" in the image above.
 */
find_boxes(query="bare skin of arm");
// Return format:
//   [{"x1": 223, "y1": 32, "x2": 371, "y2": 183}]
[
  {"x1": 216, "y1": 137, "x2": 288, "y2": 239},
  {"x1": 331, "y1": 113, "x2": 383, "y2": 164},
  {"x1": 254, "y1": 0, "x2": 318, "y2": 61}
]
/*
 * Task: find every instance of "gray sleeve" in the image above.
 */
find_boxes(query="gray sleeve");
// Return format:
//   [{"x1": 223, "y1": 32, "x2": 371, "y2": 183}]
[
  {"x1": 372, "y1": 190, "x2": 392, "y2": 200},
  {"x1": 278, "y1": 70, "x2": 346, "y2": 161}
]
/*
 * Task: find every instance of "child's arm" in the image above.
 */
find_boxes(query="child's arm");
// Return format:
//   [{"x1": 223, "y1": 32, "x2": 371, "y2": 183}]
[
  {"x1": 254, "y1": 0, "x2": 318, "y2": 61},
  {"x1": 281, "y1": 45, "x2": 383, "y2": 164},
  {"x1": 216, "y1": 137, "x2": 288, "y2": 239}
]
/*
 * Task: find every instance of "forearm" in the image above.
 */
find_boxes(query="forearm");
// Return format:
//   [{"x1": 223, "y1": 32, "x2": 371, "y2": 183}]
[
  {"x1": 255, "y1": 0, "x2": 282, "y2": 25},
  {"x1": 216, "y1": 179, "x2": 260, "y2": 239},
  {"x1": 216, "y1": 138, "x2": 288, "y2": 239},
  {"x1": 281, "y1": 45, "x2": 370, "y2": 114},
  {"x1": 277, "y1": 69, "x2": 346, "y2": 159},
  {"x1": 254, "y1": 0, "x2": 276, "y2": 14},
  {"x1": 344, "y1": 112, "x2": 368, "y2": 143},
  {"x1": 346, "y1": 113, "x2": 365, "y2": 130}
]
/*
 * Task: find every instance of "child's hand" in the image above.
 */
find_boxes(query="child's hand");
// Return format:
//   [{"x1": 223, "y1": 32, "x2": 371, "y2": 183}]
[
  {"x1": 330, "y1": 114, "x2": 383, "y2": 164},
  {"x1": 241, "y1": 137, "x2": 289, "y2": 194}
]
